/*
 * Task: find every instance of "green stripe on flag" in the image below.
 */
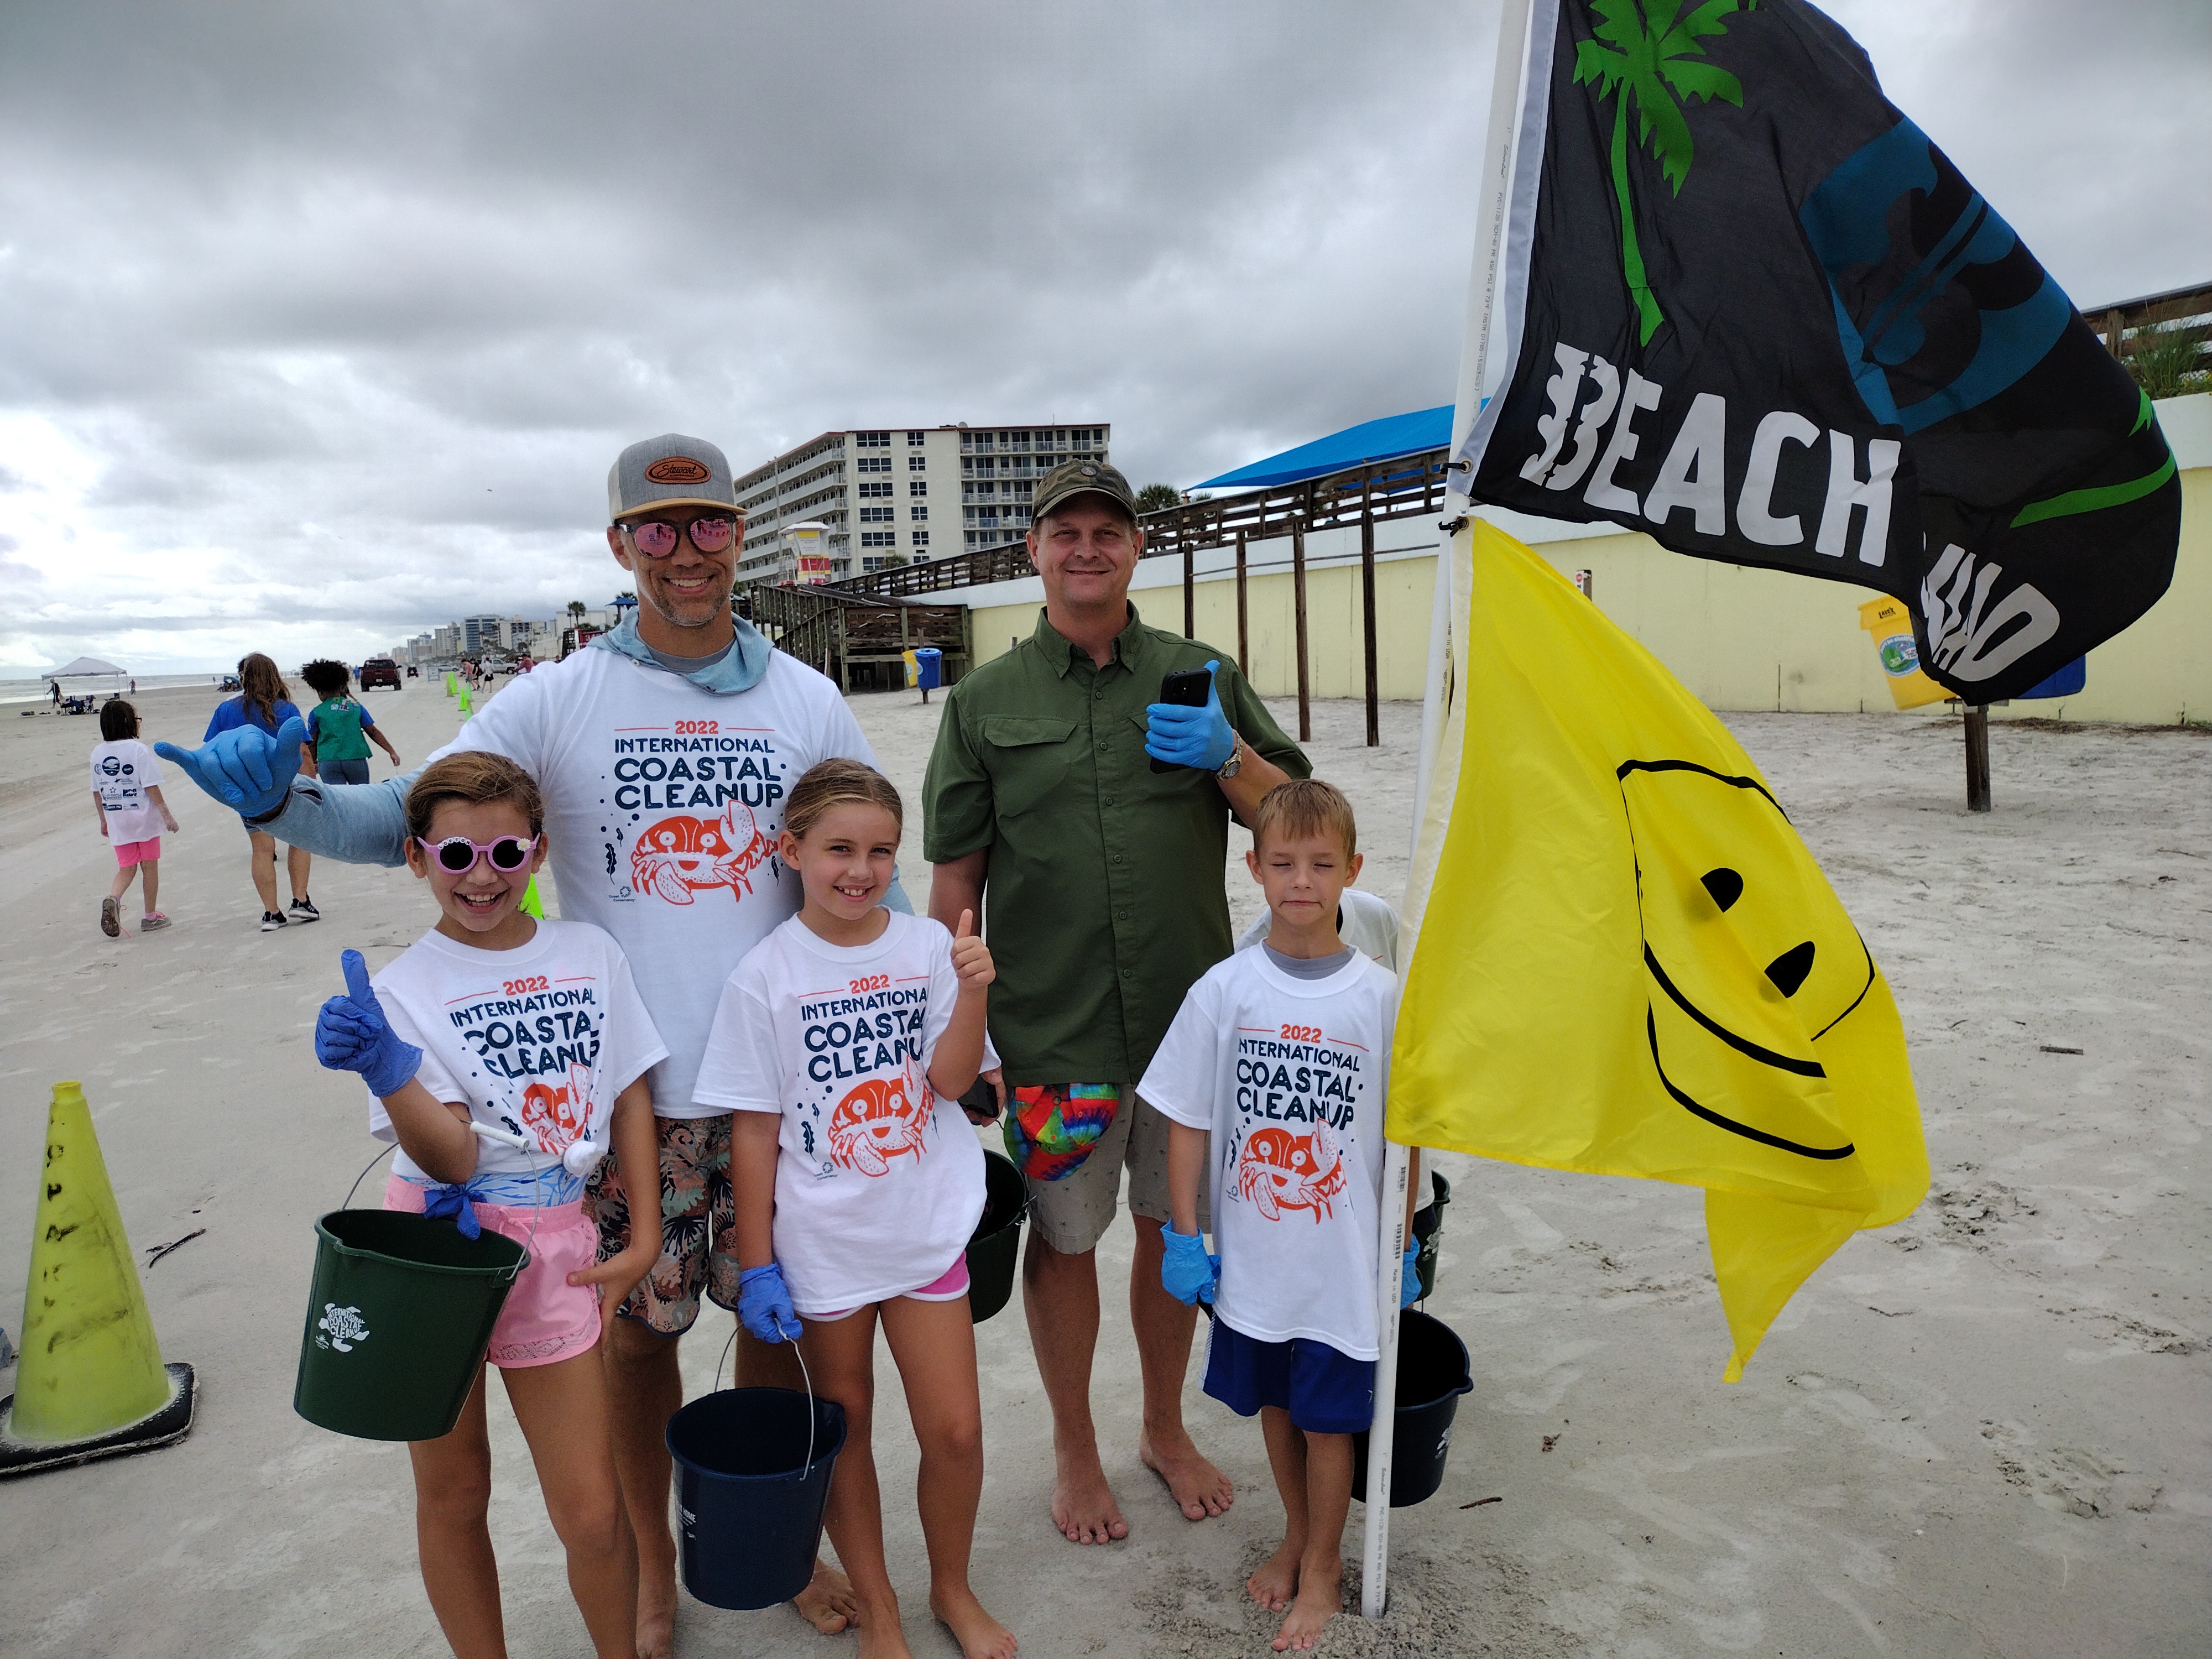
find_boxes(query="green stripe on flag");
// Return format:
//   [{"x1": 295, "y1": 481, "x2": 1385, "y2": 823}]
[{"x1": 2010, "y1": 449, "x2": 2176, "y2": 529}]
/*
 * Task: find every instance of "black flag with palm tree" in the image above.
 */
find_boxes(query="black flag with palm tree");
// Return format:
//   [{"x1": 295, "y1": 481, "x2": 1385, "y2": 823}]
[{"x1": 1459, "y1": 0, "x2": 2179, "y2": 703}]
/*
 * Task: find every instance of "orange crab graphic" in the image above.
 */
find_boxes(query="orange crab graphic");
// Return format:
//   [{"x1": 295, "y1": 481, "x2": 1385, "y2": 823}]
[
  {"x1": 1236, "y1": 1120, "x2": 1346, "y2": 1222},
  {"x1": 520, "y1": 1063, "x2": 593, "y2": 1154},
  {"x1": 827, "y1": 1069, "x2": 934, "y2": 1177},
  {"x1": 631, "y1": 799, "x2": 771, "y2": 905}
]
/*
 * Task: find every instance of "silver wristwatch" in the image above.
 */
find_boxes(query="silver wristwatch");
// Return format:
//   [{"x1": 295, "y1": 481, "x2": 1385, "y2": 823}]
[{"x1": 1217, "y1": 737, "x2": 1244, "y2": 780}]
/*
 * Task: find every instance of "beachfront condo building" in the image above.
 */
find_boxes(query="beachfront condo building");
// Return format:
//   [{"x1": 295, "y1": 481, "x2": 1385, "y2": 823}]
[{"x1": 733, "y1": 422, "x2": 1112, "y2": 588}]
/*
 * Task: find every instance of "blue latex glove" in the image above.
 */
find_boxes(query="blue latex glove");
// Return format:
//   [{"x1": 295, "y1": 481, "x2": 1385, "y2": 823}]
[
  {"x1": 155, "y1": 714, "x2": 307, "y2": 818},
  {"x1": 1401, "y1": 1246, "x2": 1421, "y2": 1308},
  {"x1": 1144, "y1": 661, "x2": 1237, "y2": 772},
  {"x1": 315, "y1": 949, "x2": 424, "y2": 1098},
  {"x1": 423, "y1": 1185, "x2": 482, "y2": 1241},
  {"x1": 1160, "y1": 1225, "x2": 1219, "y2": 1306},
  {"x1": 738, "y1": 1263, "x2": 803, "y2": 1343}
]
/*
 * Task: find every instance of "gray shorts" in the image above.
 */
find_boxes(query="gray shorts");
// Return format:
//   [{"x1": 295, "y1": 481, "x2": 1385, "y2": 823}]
[{"x1": 1024, "y1": 1087, "x2": 1212, "y2": 1256}]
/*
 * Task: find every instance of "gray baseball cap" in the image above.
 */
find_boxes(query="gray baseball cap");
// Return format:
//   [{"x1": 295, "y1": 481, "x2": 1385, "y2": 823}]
[
  {"x1": 1032, "y1": 457, "x2": 1138, "y2": 524},
  {"x1": 607, "y1": 434, "x2": 739, "y2": 522}
]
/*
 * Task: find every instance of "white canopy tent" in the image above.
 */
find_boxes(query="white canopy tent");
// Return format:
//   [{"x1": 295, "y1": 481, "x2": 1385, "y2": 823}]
[{"x1": 46, "y1": 655, "x2": 129, "y2": 680}]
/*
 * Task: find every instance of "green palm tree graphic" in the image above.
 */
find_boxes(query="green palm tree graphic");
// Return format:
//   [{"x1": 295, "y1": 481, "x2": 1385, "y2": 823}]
[{"x1": 1574, "y1": 0, "x2": 1757, "y2": 346}]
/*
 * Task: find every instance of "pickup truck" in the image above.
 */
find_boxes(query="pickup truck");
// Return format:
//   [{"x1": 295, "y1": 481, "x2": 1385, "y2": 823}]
[{"x1": 358, "y1": 657, "x2": 402, "y2": 691}]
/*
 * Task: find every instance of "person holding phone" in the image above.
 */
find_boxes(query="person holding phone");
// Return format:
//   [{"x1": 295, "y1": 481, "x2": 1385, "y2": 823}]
[{"x1": 923, "y1": 457, "x2": 1309, "y2": 1548}]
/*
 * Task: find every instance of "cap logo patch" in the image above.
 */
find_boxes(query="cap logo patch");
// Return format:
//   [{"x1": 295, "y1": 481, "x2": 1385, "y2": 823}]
[
  {"x1": 1081, "y1": 465, "x2": 1098, "y2": 476},
  {"x1": 646, "y1": 456, "x2": 711, "y2": 484}
]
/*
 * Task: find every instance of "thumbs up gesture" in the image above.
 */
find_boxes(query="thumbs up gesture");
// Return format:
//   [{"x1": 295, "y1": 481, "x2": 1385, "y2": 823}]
[
  {"x1": 950, "y1": 909, "x2": 995, "y2": 995},
  {"x1": 155, "y1": 714, "x2": 307, "y2": 818},
  {"x1": 315, "y1": 948, "x2": 424, "y2": 1099}
]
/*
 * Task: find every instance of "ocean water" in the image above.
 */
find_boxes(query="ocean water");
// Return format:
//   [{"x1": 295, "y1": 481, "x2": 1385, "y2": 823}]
[{"x1": 1, "y1": 673, "x2": 230, "y2": 706}]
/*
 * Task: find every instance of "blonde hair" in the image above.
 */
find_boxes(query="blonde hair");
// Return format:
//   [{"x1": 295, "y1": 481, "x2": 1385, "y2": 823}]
[
  {"x1": 784, "y1": 758, "x2": 902, "y2": 841},
  {"x1": 405, "y1": 751, "x2": 546, "y2": 843},
  {"x1": 1251, "y1": 778, "x2": 1357, "y2": 860}
]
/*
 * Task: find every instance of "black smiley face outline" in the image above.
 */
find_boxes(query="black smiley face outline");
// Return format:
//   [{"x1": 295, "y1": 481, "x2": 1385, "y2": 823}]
[{"x1": 1617, "y1": 759, "x2": 1876, "y2": 1164}]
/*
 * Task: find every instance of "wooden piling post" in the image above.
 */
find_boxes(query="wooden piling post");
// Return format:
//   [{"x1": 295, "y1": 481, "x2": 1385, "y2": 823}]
[
  {"x1": 1183, "y1": 537, "x2": 1195, "y2": 638},
  {"x1": 1965, "y1": 705, "x2": 1991, "y2": 812},
  {"x1": 1235, "y1": 531, "x2": 1249, "y2": 676},
  {"x1": 1361, "y1": 493, "x2": 1379, "y2": 748},
  {"x1": 1292, "y1": 523, "x2": 1311, "y2": 742}
]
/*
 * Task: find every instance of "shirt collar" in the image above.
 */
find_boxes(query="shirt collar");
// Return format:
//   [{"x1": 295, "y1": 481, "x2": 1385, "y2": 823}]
[
  {"x1": 591, "y1": 611, "x2": 774, "y2": 695},
  {"x1": 1030, "y1": 604, "x2": 1148, "y2": 679}
]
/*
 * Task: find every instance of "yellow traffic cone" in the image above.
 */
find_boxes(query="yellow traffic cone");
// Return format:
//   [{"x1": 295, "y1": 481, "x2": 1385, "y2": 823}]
[{"x1": 1, "y1": 1082, "x2": 195, "y2": 1477}]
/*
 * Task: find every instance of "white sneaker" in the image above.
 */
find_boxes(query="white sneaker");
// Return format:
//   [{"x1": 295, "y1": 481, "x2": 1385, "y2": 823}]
[{"x1": 289, "y1": 898, "x2": 321, "y2": 924}]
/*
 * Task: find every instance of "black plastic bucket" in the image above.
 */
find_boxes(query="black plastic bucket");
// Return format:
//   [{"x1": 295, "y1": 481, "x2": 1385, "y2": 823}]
[
  {"x1": 1410, "y1": 1170, "x2": 1452, "y2": 1302},
  {"x1": 667, "y1": 1386, "x2": 847, "y2": 1610},
  {"x1": 1350, "y1": 1308, "x2": 1473, "y2": 1507},
  {"x1": 966, "y1": 1150, "x2": 1028, "y2": 1325},
  {"x1": 294, "y1": 1209, "x2": 526, "y2": 1442}
]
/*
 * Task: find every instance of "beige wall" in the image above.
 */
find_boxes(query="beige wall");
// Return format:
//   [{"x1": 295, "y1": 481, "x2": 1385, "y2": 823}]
[{"x1": 965, "y1": 460, "x2": 2209, "y2": 726}]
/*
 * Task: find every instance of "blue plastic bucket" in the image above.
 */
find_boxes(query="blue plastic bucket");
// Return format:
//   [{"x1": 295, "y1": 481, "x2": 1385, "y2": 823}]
[
  {"x1": 666, "y1": 1387, "x2": 847, "y2": 1610},
  {"x1": 1351, "y1": 1308, "x2": 1473, "y2": 1507}
]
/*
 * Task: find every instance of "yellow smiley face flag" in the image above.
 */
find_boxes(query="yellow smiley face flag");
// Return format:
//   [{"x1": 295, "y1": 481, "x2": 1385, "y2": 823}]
[{"x1": 1393, "y1": 518, "x2": 1927, "y2": 1380}]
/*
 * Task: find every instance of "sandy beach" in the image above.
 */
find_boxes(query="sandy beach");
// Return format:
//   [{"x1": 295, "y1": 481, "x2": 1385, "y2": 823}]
[{"x1": 1, "y1": 675, "x2": 2205, "y2": 1658}]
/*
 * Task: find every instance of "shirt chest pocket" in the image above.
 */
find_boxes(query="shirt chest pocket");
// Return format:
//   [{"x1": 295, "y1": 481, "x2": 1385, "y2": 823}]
[{"x1": 982, "y1": 717, "x2": 1079, "y2": 819}]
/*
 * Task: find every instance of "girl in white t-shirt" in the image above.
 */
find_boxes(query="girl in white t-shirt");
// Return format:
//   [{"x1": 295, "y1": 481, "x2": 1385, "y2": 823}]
[
  {"x1": 695, "y1": 758, "x2": 1012, "y2": 1659},
  {"x1": 90, "y1": 700, "x2": 179, "y2": 936},
  {"x1": 313, "y1": 751, "x2": 667, "y2": 1659}
]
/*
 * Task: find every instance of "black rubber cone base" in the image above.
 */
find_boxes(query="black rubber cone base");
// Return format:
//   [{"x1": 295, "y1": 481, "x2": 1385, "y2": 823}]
[{"x1": 0, "y1": 1362, "x2": 196, "y2": 1478}]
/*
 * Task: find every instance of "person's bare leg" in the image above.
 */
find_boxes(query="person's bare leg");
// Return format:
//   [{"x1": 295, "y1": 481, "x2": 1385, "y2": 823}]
[
  {"x1": 1023, "y1": 1230, "x2": 1126, "y2": 1543},
  {"x1": 407, "y1": 1368, "x2": 507, "y2": 1658},
  {"x1": 504, "y1": 1350, "x2": 639, "y2": 1658},
  {"x1": 735, "y1": 1322, "x2": 858, "y2": 1632},
  {"x1": 1130, "y1": 1215, "x2": 1233, "y2": 1520},
  {"x1": 1274, "y1": 1429, "x2": 1350, "y2": 1653},
  {"x1": 108, "y1": 861, "x2": 137, "y2": 902},
  {"x1": 601, "y1": 1316, "x2": 682, "y2": 1659},
  {"x1": 248, "y1": 830, "x2": 280, "y2": 914},
  {"x1": 139, "y1": 858, "x2": 159, "y2": 915},
  {"x1": 1248, "y1": 1406, "x2": 1307, "y2": 1614},
  {"x1": 879, "y1": 1296, "x2": 1015, "y2": 1659},
  {"x1": 287, "y1": 844, "x2": 312, "y2": 904},
  {"x1": 801, "y1": 1309, "x2": 910, "y2": 1659}
]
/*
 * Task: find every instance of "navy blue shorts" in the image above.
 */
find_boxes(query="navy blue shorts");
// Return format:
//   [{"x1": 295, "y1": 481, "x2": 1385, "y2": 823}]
[{"x1": 1203, "y1": 1318, "x2": 1375, "y2": 1434}]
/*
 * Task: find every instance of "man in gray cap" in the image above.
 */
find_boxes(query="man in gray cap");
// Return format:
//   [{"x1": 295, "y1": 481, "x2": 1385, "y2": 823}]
[
  {"x1": 160, "y1": 434, "x2": 882, "y2": 1653},
  {"x1": 924, "y1": 458, "x2": 1309, "y2": 1545}
]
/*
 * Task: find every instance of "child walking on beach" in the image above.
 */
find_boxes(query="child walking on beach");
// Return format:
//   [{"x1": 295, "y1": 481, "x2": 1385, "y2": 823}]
[
  {"x1": 299, "y1": 658, "x2": 403, "y2": 784},
  {"x1": 694, "y1": 758, "x2": 1015, "y2": 1659},
  {"x1": 1142, "y1": 779, "x2": 1420, "y2": 1654},
  {"x1": 90, "y1": 699, "x2": 178, "y2": 935},
  {"x1": 312, "y1": 752, "x2": 667, "y2": 1659}
]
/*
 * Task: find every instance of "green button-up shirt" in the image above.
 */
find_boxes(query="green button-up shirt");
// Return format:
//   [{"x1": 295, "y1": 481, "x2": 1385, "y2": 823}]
[{"x1": 922, "y1": 605, "x2": 1309, "y2": 1086}]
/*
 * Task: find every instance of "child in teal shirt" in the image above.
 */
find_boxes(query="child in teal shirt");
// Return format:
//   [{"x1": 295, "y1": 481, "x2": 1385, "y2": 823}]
[{"x1": 300, "y1": 660, "x2": 402, "y2": 785}]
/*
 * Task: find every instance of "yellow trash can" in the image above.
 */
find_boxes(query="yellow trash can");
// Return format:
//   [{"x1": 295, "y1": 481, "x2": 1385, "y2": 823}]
[{"x1": 1858, "y1": 596, "x2": 1949, "y2": 709}]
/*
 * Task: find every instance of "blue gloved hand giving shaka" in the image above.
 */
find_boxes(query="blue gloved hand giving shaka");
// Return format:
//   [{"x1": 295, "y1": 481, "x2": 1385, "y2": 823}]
[
  {"x1": 1144, "y1": 661, "x2": 1237, "y2": 772},
  {"x1": 315, "y1": 948, "x2": 424, "y2": 1099},
  {"x1": 155, "y1": 714, "x2": 307, "y2": 818}
]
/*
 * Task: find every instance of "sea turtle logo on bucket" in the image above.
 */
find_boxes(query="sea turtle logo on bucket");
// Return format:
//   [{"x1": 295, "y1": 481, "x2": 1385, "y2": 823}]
[
  {"x1": 631, "y1": 800, "x2": 773, "y2": 906},
  {"x1": 316, "y1": 1304, "x2": 371, "y2": 1353}
]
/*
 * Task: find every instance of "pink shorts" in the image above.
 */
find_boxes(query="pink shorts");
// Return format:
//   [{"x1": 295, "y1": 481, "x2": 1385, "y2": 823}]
[
  {"x1": 114, "y1": 837, "x2": 160, "y2": 868},
  {"x1": 801, "y1": 1255, "x2": 972, "y2": 1324},
  {"x1": 384, "y1": 1176, "x2": 603, "y2": 1368}
]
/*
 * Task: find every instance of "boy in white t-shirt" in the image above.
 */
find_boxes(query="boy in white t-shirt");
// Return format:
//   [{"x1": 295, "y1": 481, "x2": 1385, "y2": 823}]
[
  {"x1": 1141, "y1": 779, "x2": 1419, "y2": 1655},
  {"x1": 90, "y1": 699, "x2": 180, "y2": 936}
]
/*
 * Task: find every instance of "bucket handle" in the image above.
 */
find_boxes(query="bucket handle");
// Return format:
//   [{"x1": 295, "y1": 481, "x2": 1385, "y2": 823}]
[
  {"x1": 710, "y1": 1322, "x2": 822, "y2": 1481},
  {"x1": 331, "y1": 1128, "x2": 544, "y2": 1284}
]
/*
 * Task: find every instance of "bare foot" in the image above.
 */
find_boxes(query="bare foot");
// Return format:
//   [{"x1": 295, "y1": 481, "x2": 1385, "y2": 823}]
[
  {"x1": 1050, "y1": 1451, "x2": 1130, "y2": 1544},
  {"x1": 1271, "y1": 1567, "x2": 1342, "y2": 1653},
  {"x1": 930, "y1": 1584, "x2": 1019, "y2": 1659},
  {"x1": 1245, "y1": 1541, "x2": 1301, "y2": 1613},
  {"x1": 1138, "y1": 1430, "x2": 1234, "y2": 1521},
  {"x1": 855, "y1": 1593, "x2": 912, "y2": 1659},
  {"x1": 794, "y1": 1557, "x2": 858, "y2": 1634},
  {"x1": 636, "y1": 1554, "x2": 677, "y2": 1658}
]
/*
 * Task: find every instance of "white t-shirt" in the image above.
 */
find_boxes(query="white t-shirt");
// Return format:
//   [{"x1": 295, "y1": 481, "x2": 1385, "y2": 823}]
[
  {"x1": 368, "y1": 919, "x2": 670, "y2": 1203},
  {"x1": 693, "y1": 910, "x2": 990, "y2": 1313},
  {"x1": 1139, "y1": 949, "x2": 1399, "y2": 1359},
  {"x1": 431, "y1": 645, "x2": 883, "y2": 1118},
  {"x1": 90, "y1": 739, "x2": 165, "y2": 843},
  {"x1": 1236, "y1": 886, "x2": 1400, "y2": 972}
]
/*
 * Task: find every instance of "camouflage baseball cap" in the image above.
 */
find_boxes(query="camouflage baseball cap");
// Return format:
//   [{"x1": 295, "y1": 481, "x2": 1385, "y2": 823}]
[
  {"x1": 1032, "y1": 457, "x2": 1138, "y2": 524},
  {"x1": 607, "y1": 434, "x2": 739, "y2": 523}
]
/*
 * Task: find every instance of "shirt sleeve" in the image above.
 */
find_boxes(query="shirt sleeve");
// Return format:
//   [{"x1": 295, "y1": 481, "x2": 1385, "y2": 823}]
[
  {"x1": 920, "y1": 690, "x2": 995, "y2": 863},
  {"x1": 1214, "y1": 657, "x2": 1309, "y2": 779},
  {"x1": 428, "y1": 668, "x2": 544, "y2": 773},
  {"x1": 691, "y1": 969, "x2": 784, "y2": 1114},
  {"x1": 304, "y1": 707, "x2": 321, "y2": 743},
  {"x1": 358, "y1": 702, "x2": 377, "y2": 729},
  {"x1": 203, "y1": 701, "x2": 237, "y2": 742},
  {"x1": 598, "y1": 943, "x2": 671, "y2": 1102},
  {"x1": 140, "y1": 743, "x2": 164, "y2": 787},
  {"x1": 1135, "y1": 975, "x2": 1222, "y2": 1130}
]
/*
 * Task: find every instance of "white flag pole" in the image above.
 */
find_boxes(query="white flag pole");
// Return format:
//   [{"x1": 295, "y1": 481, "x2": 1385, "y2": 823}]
[{"x1": 1362, "y1": 0, "x2": 1533, "y2": 1621}]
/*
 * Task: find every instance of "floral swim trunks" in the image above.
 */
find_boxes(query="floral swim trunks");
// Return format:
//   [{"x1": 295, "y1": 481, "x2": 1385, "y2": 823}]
[{"x1": 583, "y1": 1115, "x2": 740, "y2": 1337}]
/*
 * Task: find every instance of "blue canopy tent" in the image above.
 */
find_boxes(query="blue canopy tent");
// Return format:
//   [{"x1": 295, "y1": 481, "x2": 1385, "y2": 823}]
[{"x1": 1196, "y1": 405, "x2": 1456, "y2": 491}]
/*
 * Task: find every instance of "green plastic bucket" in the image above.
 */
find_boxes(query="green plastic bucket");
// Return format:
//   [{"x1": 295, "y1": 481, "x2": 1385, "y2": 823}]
[
  {"x1": 965, "y1": 1151, "x2": 1028, "y2": 1325},
  {"x1": 294, "y1": 1209, "x2": 526, "y2": 1442}
]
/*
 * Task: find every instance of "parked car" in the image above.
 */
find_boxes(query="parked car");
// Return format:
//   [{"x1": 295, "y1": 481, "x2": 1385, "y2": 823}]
[{"x1": 358, "y1": 657, "x2": 402, "y2": 691}]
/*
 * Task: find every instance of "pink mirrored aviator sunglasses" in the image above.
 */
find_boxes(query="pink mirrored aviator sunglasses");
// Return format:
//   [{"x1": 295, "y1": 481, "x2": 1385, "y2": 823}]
[
  {"x1": 625, "y1": 515, "x2": 736, "y2": 558},
  {"x1": 416, "y1": 834, "x2": 540, "y2": 875}
]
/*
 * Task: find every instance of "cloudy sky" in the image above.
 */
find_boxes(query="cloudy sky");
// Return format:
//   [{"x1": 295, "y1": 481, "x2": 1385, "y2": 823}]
[{"x1": 3, "y1": 1, "x2": 2206, "y2": 675}]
